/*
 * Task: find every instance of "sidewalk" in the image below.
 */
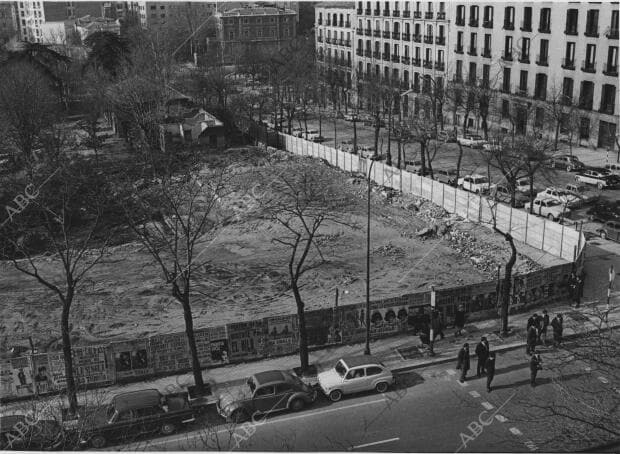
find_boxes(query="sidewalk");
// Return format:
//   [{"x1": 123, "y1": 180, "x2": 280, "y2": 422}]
[
  {"x1": 560, "y1": 144, "x2": 620, "y2": 167},
  {"x1": 2, "y1": 298, "x2": 618, "y2": 418}
]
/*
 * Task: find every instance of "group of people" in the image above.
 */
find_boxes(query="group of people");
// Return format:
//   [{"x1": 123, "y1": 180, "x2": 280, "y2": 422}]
[
  {"x1": 456, "y1": 337, "x2": 496, "y2": 392},
  {"x1": 526, "y1": 310, "x2": 564, "y2": 355}
]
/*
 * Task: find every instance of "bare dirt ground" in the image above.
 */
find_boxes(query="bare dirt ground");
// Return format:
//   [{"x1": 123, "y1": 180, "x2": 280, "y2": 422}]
[{"x1": 0, "y1": 147, "x2": 565, "y2": 353}]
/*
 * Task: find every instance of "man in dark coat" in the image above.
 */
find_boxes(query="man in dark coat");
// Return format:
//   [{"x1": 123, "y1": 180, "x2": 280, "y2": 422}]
[
  {"x1": 527, "y1": 313, "x2": 538, "y2": 331},
  {"x1": 454, "y1": 305, "x2": 465, "y2": 336},
  {"x1": 526, "y1": 325, "x2": 538, "y2": 355},
  {"x1": 431, "y1": 310, "x2": 445, "y2": 340},
  {"x1": 456, "y1": 343, "x2": 470, "y2": 383},
  {"x1": 485, "y1": 352, "x2": 496, "y2": 392},
  {"x1": 551, "y1": 314, "x2": 563, "y2": 346},
  {"x1": 529, "y1": 353, "x2": 542, "y2": 387},
  {"x1": 475, "y1": 337, "x2": 489, "y2": 377},
  {"x1": 540, "y1": 309, "x2": 550, "y2": 345}
]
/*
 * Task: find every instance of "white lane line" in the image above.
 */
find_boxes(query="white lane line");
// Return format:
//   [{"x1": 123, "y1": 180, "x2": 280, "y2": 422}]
[
  {"x1": 495, "y1": 414, "x2": 508, "y2": 423},
  {"x1": 598, "y1": 376, "x2": 609, "y2": 384},
  {"x1": 446, "y1": 369, "x2": 457, "y2": 376},
  {"x1": 350, "y1": 437, "x2": 400, "y2": 450},
  {"x1": 509, "y1": 427, "x2": 523, "y2": 436},
  {"x1": 129, "y1": 399, "x2": 388, "y2": 448},
  {"x1": 457, "y1": 380, "x2": 469, "y2": 387},
  {"x1": 481, "y1": 401, "x2": 495, "y2": 410},
  {"x1": 469, "y1": 390, "x2": 481, "y2": 398}
]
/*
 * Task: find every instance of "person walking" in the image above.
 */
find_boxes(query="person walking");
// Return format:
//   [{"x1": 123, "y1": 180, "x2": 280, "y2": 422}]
[
  {"x1": 454, "y1": 305, "x2": 465, "y2": 336},
  {"x1": 431, "y1": 310, "x2": 445, "y2": 340},
  {"x1": 529, "y1": 352, "x2": 542, "y2": 387},
  {"x1": 527, "y1": 313, "x2": 538, "y2": 331},
  {"x1": 540, "y1": 309, "x2": 550, "y2": 345},
  {"x1": 526, "y1": 324, "x2": 538, "y2": 355},
  {"x1": 475, "y1": 337, "x2": 489, "y2": 377},
  {"x1": 456, "y1": 343, "x2": 470, "y2": 383},
  {"x1": 551, "y1": 313, "x2": 564, "y2": 346},
  {"x1": 485, "y1": 352, "x2": 496, "y2": 392}
]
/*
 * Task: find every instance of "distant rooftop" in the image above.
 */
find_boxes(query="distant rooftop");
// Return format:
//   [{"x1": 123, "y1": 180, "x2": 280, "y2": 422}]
[
  {"x1": 222, "y1": 6, "x2": 296, "y2": 16},
  {"x1": 316, "y1": 2, "x2": 355, "y2": 8}
]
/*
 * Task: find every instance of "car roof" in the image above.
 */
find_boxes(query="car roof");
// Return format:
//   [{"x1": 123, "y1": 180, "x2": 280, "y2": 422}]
[
  {"x1": 468, "y1": 174, "x2": 487, "y2": 179},
  {"x1": 253, "y1": 370, "x2": 287, "y2": 385},
  {"x1": 341, "y1": 355, "x2": 383, "y2": 368},
  {"x1": 112, "y1": 389, "x2": 162, "y2": 412}
]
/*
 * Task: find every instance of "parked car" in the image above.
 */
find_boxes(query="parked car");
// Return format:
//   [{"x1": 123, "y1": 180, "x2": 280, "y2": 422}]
[
  {"x1": 575, "y1": 169, "x2": 620, "y2": 189},
  {"x1": 514, "y1": 178, "x2": 534, "y2": 193},
  {"x1": 435, "y1": 168, "x2": 458, "y2": 186},
  {"x1": 524, "y1": 197, "x2": 571, "y2": 221},
  {"x1": 587, "y1": 200, "x2": 620, "y2": 223},
  {"x1": 318, "y1": 356, "x2": 394, "y2": 402},
  {"x1": 343, "y1": 113, "x2": 359, "y2": 121},
  {"x1": 604, "y1": 162, "x2": 620, "y2": 176},
  {"x1": 536, "y1": 187, "x2": 581, "y2": 208},
  {"x1": 303, "y1": 130, "x2": 324, "y2": 142},
  {"x1": 291, "y1": 127, "x2": 304, "y2": 138},
  {"x1": 458, "y1": 174, "x2": 491, "y2": 193},
  {"x1": 595, "y1": 220, "x2": 620, "y2": 242},
  {"x1": 489, "y1": 185, "x2": 530, "y2": 208},
  {"x1": 216, "y1": 370, "x2": 317, "y2": 423},
  {"x1": 565, "y1": 183, "x2": 598, "y2": 206},
  {"x1": 404, "y1": 159, "x2": 423, "y2": 174},
  {"x1": 549, "y1": 154, "x2": 586, "y2": 172},
  {"x1": 436, "y1": 130, "x2": 457, "y2": 142},
  {"x1": 358, "y1": 146, "x2": 377, "y2": 158},
  {"x1": 1, "y1": 416, "x2": 64, "y2": 450},
  {"x1": 456, "y1": 134, "x2": 487, "y2": 148},
  {"x1": 482, "y1": 139, "x2": 503, "y2": 152},
  {"x1": 77, "y1": 389, "x2": 196, "y2": 448}
]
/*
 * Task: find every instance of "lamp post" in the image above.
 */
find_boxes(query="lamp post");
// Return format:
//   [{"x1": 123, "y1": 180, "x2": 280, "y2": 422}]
[{"x1": 365, "y1": 157, "x2": 377, "y2": 355}]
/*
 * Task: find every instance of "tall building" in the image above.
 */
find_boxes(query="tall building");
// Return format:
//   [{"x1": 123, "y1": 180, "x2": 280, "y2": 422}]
[
  {"x1": 314, "y1": 1, "x2": 619, "y2": 151},
  {"x1": 14, "y1": 0, "x2": 45, "y2": 42},
  {"x1": 0, "y1": 1, "x2": 18, "y2": 42},
  {"x1": 128, "y1": 1, "x2": 216, "y2": 30}
]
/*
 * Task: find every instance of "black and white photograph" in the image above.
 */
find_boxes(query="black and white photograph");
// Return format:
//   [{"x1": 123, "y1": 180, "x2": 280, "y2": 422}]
[{"x1": 0, "y1": 0, "x2": 619, "y2": 451}]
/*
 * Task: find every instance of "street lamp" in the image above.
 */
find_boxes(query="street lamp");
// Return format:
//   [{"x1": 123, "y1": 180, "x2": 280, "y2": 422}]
[{"x1": 365, "y1": 157, "x2": 377, "y2": 355}]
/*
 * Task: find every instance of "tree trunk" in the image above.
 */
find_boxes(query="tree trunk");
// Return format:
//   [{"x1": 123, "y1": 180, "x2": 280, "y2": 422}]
[
  {"x1": 455, "y1": 142, "x2": 464, "y2": 185},
  {"x1": 353, "y1": 119, "x2": 358, "y2": 154},
  {"x1": 397, "y1": 139, "x2": 402, "y2": 169},
  {"x1": 420, "y1": 141, "x2": 427, "y2": 176},
  {"x1": 497, "y1": 231, "x2": 517, "y2": 334},
  {"x1": 292, "y1": 281, "x2": 309, "y2": 371},
  {"x1": 180, "y1": 295, "x2": 205, "y2": 391},
  {"x1": 61, "y1": 298, "x2": 78, "y2": 415},
  {"x1": 554, "y1": 121, "x2": 560, "y2": 151},
  {"x1": 373, "y1": 117, "x2": 380, "y2": 157},
  {"x1": 386, "y1": 113, "x2": 392, "y2": 166}
]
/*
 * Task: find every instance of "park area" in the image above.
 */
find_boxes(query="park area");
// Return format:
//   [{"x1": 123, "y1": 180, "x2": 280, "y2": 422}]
[{"x1": 0, "y1": 146, "x2": 564, "y2": 354}]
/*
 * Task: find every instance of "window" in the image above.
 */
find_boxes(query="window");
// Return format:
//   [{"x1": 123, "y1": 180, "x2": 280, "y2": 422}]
[
  {"x1": 483, "y1": 34, "x2": 491, "y2": 55},
  {"x1": 600, "y1": 84, "x2": 616, "y2": 115},
  {"x1": 456, "y1": 59, "x2": 463, "y2": 81},
  {"x1": 585, "y1": 9, "x2": 599, "y2": 36},
  {"x1": 585, "y1": 44, "x2": 596, "y2": 66},
  {"x1": 469, "y1": 5, "x2": 478, "y2": 24},
  {"x1": 539, "y1": 8, "x2": 551, "y2": 32},
  {"x1": 538, "y1": 39, "x2": 549, "y2": 64},
  {"x1": 469, "y1": 62, "x2": 477, "y2": 84},
  {"x1": 565, "y1": 42, "x2": 575, "y2": 65},
  {"x1": 255, "y1": 386, "x2": 275, "y2": 397},
  {"x1": 606, "y1": 46, "x2": 619, "y2": 73},
  {"x1": 346, "y1": 368, "x2": 365, "y2": 379},
  {"x1": 160, "y1": 5, "x2": 165, "y2": 9},
  {"x1": 150, "y1": 5, "x2": 156, "y2": 9},
  {"x1": 520, "y1": 37, "x2": 530, "y2": 62},
  {"x1": 483, "y1": 5, "x2": 493, "y2": 24},
  {"x1": 275, "y1": 383, "x2": 293, "y2": 394},
  {"x1": 482, "y1": 64, "x2": 490, "y2": 87},
  {"x1": 504, "y1": 35, "x2": 512, "y2": 59},
  {"x1": 456, "y1": 5, "x2": 465, "y2": 25},
  {"x1": 519, "y1": 70, "x2": 528, "y2": 92},
  {"x1": 457, "y1": 30, "x2": 463, "y2": 49},
  {"x1": 565, "y1": 9, "x2": 578, "y2": 35},
  {"x1": 366, "y1": 366, "x2": 383, "y2": 376},
  {"x1": 470, "y1": 32, "x2": 477, "y2": 53},
  {"x1": 504, "y1": 6, "x2": 514, "y2": 28},
  {"x1": 521, "y1": 6, "x2": 532, "y2": 31},
  {"x1": 562, "y1": 77, "x2": 574, "y2": 101},
  {"x1": 534, "y1": 73, "x2": 547, "y2": 100},
  {"x1": 503, "y1": 67, "x2": 511, "y2": 92},
  {"x1": 579, "y1": 81, "x2": 594, "y2": 110}
]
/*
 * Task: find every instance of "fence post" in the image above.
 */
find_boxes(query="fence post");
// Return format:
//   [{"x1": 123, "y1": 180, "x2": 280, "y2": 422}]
[
  {"x1": 454, "y1": 187, "x2": 458, "y2": 214},
  {"x1": 441, "y1": 182, "x2": 445, "y2": 207},
  {"x1": 466, "y1": 191, "x2": 470, "y2": 220},
  {"x1": 560, "y1": 224, "x2": 565, "y2": 259},
  {"x1": 420, "y1": 175, "x2": 423, "y2": 196},
  {"x1": 478, "y1": 192, "x2": 482, "y2": 222},
  {"x1": 525, "y1": 213, "x2": 529, "y2": 243},
  {"x1": 431, "y1": 179, "x2": 434, "y2": 202},
  {"x1": 541, "y1": 219, "x2": 546, "y2": 251}
]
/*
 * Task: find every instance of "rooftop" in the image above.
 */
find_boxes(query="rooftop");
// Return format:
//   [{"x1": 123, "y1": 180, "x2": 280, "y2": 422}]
[
  {"x1": 341, "y1": 355, "x2": 383, "y2": 368},
  {"x1": 222, "y1": 6, "x2": 296, "y2": 16},
  {"x1": 253, "y1": 370, "x2": 286, "y2": 385}
]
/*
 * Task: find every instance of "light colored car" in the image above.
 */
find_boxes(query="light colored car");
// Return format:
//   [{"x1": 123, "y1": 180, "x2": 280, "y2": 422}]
[
  {"x1": 524, "y1": 197, "x2": 571, "y2": 221},
  {"x1": 604, "y1": 163, "x2": 620, "y2": 176},
  {"x1": 343, "y1": 113, "x2": 358, "y2": 121},
  {"x1": 482, "y1": 138, "x2": 503, "y2": 152},
  {"x1": 514, "y1": 178, "x2": 533, "y2": 193},
  {"x1": 291, "y1": 127, "x2": 304, "y2": 138},
  {"x1": 358, "y1": 146, "x2": 376, "y2": 159},
  {"x1": 575, "y1": 169, "x2": 620, "y2": 189},
  {"x1": 457, "y1": 134, "x2": 487, "y2": 148},
  {"x1": 458, "y1": 174, "x2": 491, "y2": 193},
  {"x1": 565, "y1": 183, "x2": 598, "y2": 206},
  {"x1": 404, "y1": 159, "x2": 423, "y2": 174},
  {"x1": 318, "y1": 356, "x2": 394, "y2": 402},
  {"x1": 536, "y1": 187, "x2": 580, "y2": 208},
  {"x1": 303, "y1": 130, "x2": 323, "y2": 142},
  {"x1": 339, "y1": 139, "x2": 354, "y2": 153}
]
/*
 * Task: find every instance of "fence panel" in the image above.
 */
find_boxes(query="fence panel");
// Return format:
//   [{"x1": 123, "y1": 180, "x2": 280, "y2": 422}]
[
  {"x1": 494, "y1": 203, "x2": 512, "y2": 232},
  {"x1": 510, "y1": 209, "x2": 529, "y2": 243},
  {"x1": 526, "y1": 216, "x2": 545, "y2": 250},
  {"x1": 454, "y1": 188, "x2": 470, "y2": 218}
]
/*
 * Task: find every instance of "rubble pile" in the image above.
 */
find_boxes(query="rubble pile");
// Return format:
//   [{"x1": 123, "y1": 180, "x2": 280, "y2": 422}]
[
  {"x1": 373, "y1": 241, "x2": 406, "y2": 257},
  {"x1": 447, "y1": 229, "x2": 502, "y2": 273}
]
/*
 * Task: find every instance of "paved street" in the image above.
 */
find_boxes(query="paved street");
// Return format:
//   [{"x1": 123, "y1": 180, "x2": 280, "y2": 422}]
[{"x1": 119, "y1": 337, "x2": 619, "y2": 452}]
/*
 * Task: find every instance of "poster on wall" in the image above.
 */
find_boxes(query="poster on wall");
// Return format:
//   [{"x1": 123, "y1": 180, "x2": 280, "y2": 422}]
[
  {"x1": 111, "y1": 340, "x2": 151, "y2": 380},
  {"x1": 47, "y1": 352, "x2": 66, "y2": 388},
  {"x1": 263, "y1": 315, "x2": 297, "y2": 356},
  {"x1": 31, "y1": 353, "x2": 55, "y2": 394},
  {"x1": 149, "y1": 332, "x2": 190, "y2": 373},
  {"x1": 74, "y1": 345, "x2": 112, "y2": 385},
  {"x1": 368, "y1": 301, "x2": 408, "y2": 338},
  {"x1": 339, "y1": 304, "x2": 366, "y2": 343},
  {"x1": 306, "y1": 309, "x2": 340, "y2": 348},
  {"x1": 227, "y1": 320, "x2": 264, "y2": 361},
  {"x1": 9, "y1": 356, "x2": 34, "y2": 397}
]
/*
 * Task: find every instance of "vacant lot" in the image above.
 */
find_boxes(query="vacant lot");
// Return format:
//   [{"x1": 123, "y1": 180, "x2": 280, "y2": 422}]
[{"x1": 0, "y1": 147, "x2": 564, "y2": 352}]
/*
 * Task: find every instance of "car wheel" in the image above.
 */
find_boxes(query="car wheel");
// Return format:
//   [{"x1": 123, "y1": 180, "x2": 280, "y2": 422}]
[
  {"x1": 600, "y1": 231, "x2": 607, "y2": 239},
  {"x1": 290, "y1": 398, "x2": 305, "y2": 412},
  {"x1": 329, "y1": 390, "x2": 343, "y2": 402},
  {"x1": 597, "y1": 182, "x2": 604, "y2": 190},
  {"x1": 475, "y1": 189, "x2": 480, "y2": 194},
  {"x1": 567, "y1": 165, "x2": 573, "y2": 172},
  {"x1": 91, "y1": 435, "x2": 106, "y2": 449},
  {"x1": 375, "y1": 382, "x2": 389, "y2": 393},
  {"x1": 161, "y1": 422, "x2": 176, "y2": 436},
  {"x1": 230, "y1": 409, "x2": 250, "y2": 423}
]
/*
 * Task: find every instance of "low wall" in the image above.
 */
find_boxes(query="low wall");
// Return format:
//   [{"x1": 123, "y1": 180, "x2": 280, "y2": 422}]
[{"x1": 0, "y1": 129, "x2": 584, "y2": 402}]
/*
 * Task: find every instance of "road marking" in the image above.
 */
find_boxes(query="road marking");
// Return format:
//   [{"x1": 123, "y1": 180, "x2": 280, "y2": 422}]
[
  {"x1": 128, "y1": 399, "x2": 388, "y2": 449},
  {"x1": 510, "y1": 427, "x2": 523, "y2": 436},
  {"x1": 481, "y1": 401, "x2": 495, "y2": 410},
  {"x1": 350, "y1": 437, "x2": 400, "y2": 450},
  {"x1": 495, "y1": 414, "x2": 508, "y2": 423},
  {"x1": 469, "y1": 390, "x2": 481, "y2": 398},
  {"x1": 457, "y1": 380, "x2": 469, "y2": 387},
  {"x1": 524, "y1": 440, "x2": 538, "y2": 451},
  {"x1": 598, "y1": 376, "x2": 609, "y2": 384},
  {"x1": 446, "y1": 369, "x2": 457, "y2": 375}
]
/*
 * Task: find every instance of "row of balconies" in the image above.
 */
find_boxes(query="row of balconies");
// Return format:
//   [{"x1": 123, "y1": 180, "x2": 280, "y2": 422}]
[
  {"x1": 453, "y1": 18, "x2": 553, "y2": 33},
  {"x1": 356, "y1": 9, "x2": 446, "y2": 20},
  {"x1": 353, "y1": 31, "x2": 445, "y2": 45},
  {"x1": 356, "y1": 52, "x2": 445, "y2": 70},
  {"x1": 558, "y1": 59, "x2": 619, "y2": 75},
  {"x1": 322, "y1": 38, "x2": 351, "y2": 47},
  {"x1": 318, "y1": 19, "x2": 351, "y2": 28}
]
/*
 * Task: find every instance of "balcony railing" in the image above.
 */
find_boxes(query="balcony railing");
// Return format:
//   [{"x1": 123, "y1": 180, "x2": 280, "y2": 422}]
[
  {"x1": 424, "y1": 35, "x2": 433, "y2": 44},
  {"x1": 603, "y1": 63, "x2": 619, "y2": 76},
  {"x1": 503, "y1": 21, "x2": 514, "y2": 30},
  {"x1": 364, "y1": 29, "x2": 371, "y2": 36},
  {"x1": 437, "y1": 12, "x2": 446, "y2": 20},
  {"x1": 606, "y1": 27, "x2": 619, "y2": 39},
  {"x1": 518, "y1": 54, "x2": 530, "y2": 64},
  {"x1": 482, "y1": 20, "x2": 493, "y2": 28},
  {"x1": 317, "y1": 36, "x2": 323, "y2": 42},
  {"x1": 356, "y1": 8, "x2": 362, "y2": 15},
  {"x1": 383, "y1": 31, "x2": 390, "y2": 38},
  {"x1": 482, "y1": 48, "x2": 492, "y2": 58},
  {"x1": 402, "y1": 33, "x2": 410, "y2": 40},
  {"x1": 584, "y1": 26, "x2": 599, "y2": 38},
  {"x1": 392, "y1": 10, "x2": 400, "y2": 17},
  {"x1": 356, "y1": 48, "x2": 363, "y2": 56},
  {"x1": 413, "y1": 34, "x2": 421, "y2": 42},
  {"x1": 337, "y1": 39, "x2": 344, "y2": 46},
  {"x1": 373, "y1": 8, "x2": 380, "y2": 15},
  {"x1": 435, "y1": 61, "x2": 445, "y2": 71},
  {"x1": 414, "y1": 11, "x2": 422, "y2": 19},
  {"x1": 502, "y1": 51, "x2": 513, "y2": 61},
  {"x1": 456, "y1": 17, "x2": 465, "y2": 26},
  {"x1": 382, "y1": 9, "x2": 390, "y2": 16},
  {"x1": 326, "y1": 20, "x2": 331, "y2": 26},
  {"x1": 425, "y1": 11, "x2": 433, "y2": 19},
  {"x1": 382, "y1": 52, "x2": 390, "y2": 61},
  {"x1": 364, "y1": 8, "x2": 371, "y2": 15},
  {"x1": 469, "y1": 18, "x2": 479, "y2": 27},
  {"x1": 412, "y1": 57, "x2": 421, "y2": 66},
  {"x1": 401, "y1": 56, "x2": 410, "y2": 64},
  {"x1": 325, "y1": 38, "x2": 331, "y2": 44},
  {"x1": 468, "y1": 47, "x2": 477, "y2": 56},
  {"x1": 373, "y1": 51, "x2": 381, "y2": 58},
  {"x1": 455, "y1": 45, "x2": 464, "y2": 54},
  {"x1": 514, "y1": 87, "x2": 528, "y2": 97},
  {"x1": 536, "y1": 54, "x2": 548, "y2": 66},
  {"x1": 501, "y1": 83, "x2": 511, "y2": 94},
  {"x1": 373, "y1": 30, "x2": 381, "y2": 37},
  {"x1": 318, "y1": 18, "x2": 322, "y2": 25},
  {"x1": 391, "y1": 54, "x2": 400, "y2": 62},
  {"x1": 520, "y1": 21, "x2": 532, "y2": 32},
  {"x1": 364, "y1": 49, "x2": 372, "y2": 57},
  {"x1": 345, "y1": 40, "x2": 351, "y2": 47},
  {"x1": 538, "y1": 24, "x2": 551, "y2": 33},
  {"x1": 345, "y1": 21, "x2": 351, "y2": 27},
  {"x1": 581, "y1": 60, "x2": 596, "y2": 73},
  {"x1": 599, "y1": 104, "x2": 615, "y2": 115},
  {"x1": 356, "y1": 28, "x2": 363, "y2": 35},
  {"x1": 435, "y1": 35, "x2": 445, "y2": 45},
  {"x1": 338, "y1": 21, "x2": 344, "y2": 27},
  {"x1": 562, "y1": 58, "x2": 575, "y2": 70},
  {"x1": 403, "y1": 10, "x2": 411, "y2": 18},
  {"x1": 423, "y1": 60, "x2": 433, "y2": 69},
  {"x1": 392, "y1": 31, "x2": 400, "y2": 39},
  {"x1": 565, "y1": 26, "x2": 578, "y2": 35}
]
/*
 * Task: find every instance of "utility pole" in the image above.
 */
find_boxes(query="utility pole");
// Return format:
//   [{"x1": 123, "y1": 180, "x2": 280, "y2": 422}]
[
  {"x1": 365, "y1": 158, "x2": 376, "y2": 355},
  {"x1": 429, "y1": 286, "x2": 436, "y2": 356}
]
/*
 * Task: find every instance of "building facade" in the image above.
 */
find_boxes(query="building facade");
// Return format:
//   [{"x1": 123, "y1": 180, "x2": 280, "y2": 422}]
[
  {"x1": 0, "y1": 2, "x2": 17, "y2": 42},
  {"x1": 314, "y1": 1, "x2": 619, "y2": 151}
]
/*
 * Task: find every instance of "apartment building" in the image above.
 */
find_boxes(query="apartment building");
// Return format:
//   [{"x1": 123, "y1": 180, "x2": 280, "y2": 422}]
[
  {"x1": 13, "y1": 0, "x2": 44, "y2": 42},
  {"x1": 447, "y1": 2, "x2": 619, "y2": 149},
  {"x1": 315, "y1": 4, "x2": 354, "y2": 103},
  {"x1": 0, "y1": 2, "x2": 17, "y2": 42}
]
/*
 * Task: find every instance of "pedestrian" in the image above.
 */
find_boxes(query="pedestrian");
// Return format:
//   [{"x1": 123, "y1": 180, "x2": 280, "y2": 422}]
[
  {"x1": 527, "y1": 313, "x2": 538, "y2": 331},
  {"x1": 575, "y1": 273, "x2": 584, "y2": 308},
  {"x1": 431, "y1": 310, "x2": 444, "y2": 340},
  {"x1": 454, "y1": 305, "x2": 465, "y2": 336},
  {"x1": 569, "y1": 272, "x2": 577, "y2": 303},
  {"x1": 529, "y1": 352, "x2": 542, "y2": 387},
  {"x1": 475, "y1": 337, "x2": 489, "y2": 377},
  {"x1": 526, "y1": 324, "x2": 537, "y2": 355},
  {"x1": 551, "y1": 313, "x2": 563, "y2": 346},
  {"x1": 456, "y1": 343, "x2": 470, "y2": 383},
  {"x1": 541, "y1": 309, "x2": 550, "y2": 345},
  {"x1": 485, "y1": 352, "x2": 496, "y2": 392}
]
